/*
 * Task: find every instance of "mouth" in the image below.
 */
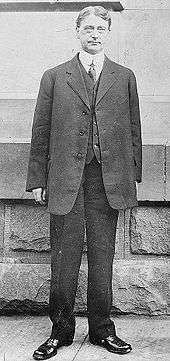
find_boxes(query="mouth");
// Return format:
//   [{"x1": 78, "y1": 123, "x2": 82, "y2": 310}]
[{"x1": 88, "y1": 42, "x2": 100, "y2": 45}]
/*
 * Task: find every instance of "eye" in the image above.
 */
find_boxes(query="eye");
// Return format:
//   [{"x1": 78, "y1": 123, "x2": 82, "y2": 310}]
[
  {"x1": 97, "y1": 27, "x2": 106, "y2": 33},
  {"x1": 84, "y1": 26, "x2": 94, "y2": 33},
  {"x1": 84, "y1": 25, "x2": 93, "y2": 30}
]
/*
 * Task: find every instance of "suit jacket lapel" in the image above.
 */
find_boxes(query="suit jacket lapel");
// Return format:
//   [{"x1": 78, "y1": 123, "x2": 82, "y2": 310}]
[
  {"x1": 96, "y1": 56, "x2": 118, "y2": 106},
  {"x1": 66, "y1": 54, "x2": 90, "y2": 110}
]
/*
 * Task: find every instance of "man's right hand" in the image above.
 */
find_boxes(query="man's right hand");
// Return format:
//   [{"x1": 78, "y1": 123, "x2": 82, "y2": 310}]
[{"x1": 32, "y1": 188, "x2": 47, "y2": 206}]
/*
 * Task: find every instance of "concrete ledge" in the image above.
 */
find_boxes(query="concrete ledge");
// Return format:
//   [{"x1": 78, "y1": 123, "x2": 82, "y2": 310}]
[
  {"x1": 0, "y1": 259, "x2": 169, "y2": 316},
  {"x1": 137, "y1": 145, "x2": 165, "y2": 201},
  {"x1": 0, "y1": 143, "x2": 32, "y2": 199},
  {"x1": 0, "y1": 143, "x2": 169, "y2": 200},
  {"x1": 0, "y1": 315, "x2": 170, "y2": 361},
  {"x1": 0, "y1": 2, "x2": 124, "y2": 12}
]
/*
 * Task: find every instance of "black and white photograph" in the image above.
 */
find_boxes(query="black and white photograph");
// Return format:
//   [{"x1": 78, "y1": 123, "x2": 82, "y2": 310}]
[{"x1": 0, "y1": 1, "x2": 169, "y2": 360}]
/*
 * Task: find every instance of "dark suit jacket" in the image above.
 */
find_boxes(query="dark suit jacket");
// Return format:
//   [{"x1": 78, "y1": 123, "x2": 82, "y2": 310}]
[{"x1": 26, "y1": 54, "x2": 142, "y2": 214}]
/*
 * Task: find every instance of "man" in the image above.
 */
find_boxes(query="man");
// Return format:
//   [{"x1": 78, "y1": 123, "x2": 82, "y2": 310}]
[{"x1": 26, "y1": 6, "x2": 142, "y2": 360}]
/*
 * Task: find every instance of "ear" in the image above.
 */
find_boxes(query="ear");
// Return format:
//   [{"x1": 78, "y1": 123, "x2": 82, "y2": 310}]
[{"x1": 76, "y1": 27, "x2": 80, "y2": 39}]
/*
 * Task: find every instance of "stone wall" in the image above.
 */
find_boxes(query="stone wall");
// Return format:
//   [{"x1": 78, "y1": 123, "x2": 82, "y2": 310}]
[
  {"x1": 0, "y1": 204, "x2": 169, "y2": 315},
  {"x1": 0, "y1": 0, "x2": 170, "y2": 315}
]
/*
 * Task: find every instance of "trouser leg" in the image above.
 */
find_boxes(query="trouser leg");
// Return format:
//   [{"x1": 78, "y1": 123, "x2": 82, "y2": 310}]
[
  {"x1": 84, "y1": 157, "x2": 119, "y2": 337},
  {"x1": 49, "y1": 185, "x2": 85, "y2": 339}
]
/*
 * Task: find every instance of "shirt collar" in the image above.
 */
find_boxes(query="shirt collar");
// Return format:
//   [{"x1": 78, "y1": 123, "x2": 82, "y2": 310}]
[{"x1": 79, "y1": 50, "x2": 105, "y2": 68}]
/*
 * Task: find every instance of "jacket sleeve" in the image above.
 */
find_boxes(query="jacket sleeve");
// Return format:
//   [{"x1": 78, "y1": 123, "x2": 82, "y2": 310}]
[
  {"x1": 128, "y1": 70, "x2": 142, "y2": 183},
  {"x1": 26, "y1": 70, "x2": 54, "y2": 191}
]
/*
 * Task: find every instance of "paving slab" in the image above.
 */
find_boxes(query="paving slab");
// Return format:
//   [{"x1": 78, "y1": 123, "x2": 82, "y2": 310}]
[
  {"x1": 0, "y1": 316, "x2": 87, "y2": 361},
  {"x1": 75, "y1": 317, "x2": 170, "y2": 361},
  {"x1": 0, "y1": 316, "x2": 169, "y2": 361}
]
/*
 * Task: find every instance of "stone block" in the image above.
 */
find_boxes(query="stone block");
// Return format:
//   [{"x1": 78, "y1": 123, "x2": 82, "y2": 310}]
[
  {"x1": 0, "y1": 143, "x2": 33, "y2": 199},
  {"x1": 137, "y1": 145, "x2": 165, "y2": 201},
  {"x1": 0, "y1": 99, "x2": 35, "y2": 141},
  {"x1": 130, "y1": 207, "x2": 170, "y2": 255},
  {"x1": 2, "y1": 203, "x2": 50, "y2": 263},
  {"x1": 9, "y1": 204, "x2": 50, "y2": 252},
  {"x1": 118, "y1": 10, "x2": 170, "y2": 96},
  {"x1": 0, "y1": 260, "x2": 169, "y2": 316},
  {"x1": 2, "y1": 203, "x2": 124, "y2": 262},
  {"x1": 113, "y1": 260, "x2": 170, "y2": 315},
  {"x1": 0, "y1": 263, "x2": 87, "y2": 314},
  {"x1": 114, "y1": 210, "x2": 125, "y2": 259},
  {"x1": 0, "y1": 264, "x2": 50, "y2": 314},
  {"x1": 124, "y1": 207, "x2": 131, "y2": 257}
]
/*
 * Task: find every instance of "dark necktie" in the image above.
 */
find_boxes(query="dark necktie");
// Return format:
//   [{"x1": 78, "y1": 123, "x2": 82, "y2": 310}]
[{"x1": 88, "y1": 61, "x2": 96, "y2": 83}]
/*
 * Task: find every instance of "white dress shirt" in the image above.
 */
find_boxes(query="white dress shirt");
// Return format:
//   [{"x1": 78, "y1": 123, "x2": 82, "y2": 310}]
[{"x1": 79, "y1": 50, "x2": 105, "y2": 81}]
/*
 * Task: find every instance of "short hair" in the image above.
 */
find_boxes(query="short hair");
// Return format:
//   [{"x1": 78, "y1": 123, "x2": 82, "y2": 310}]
[{"x1": 76, "y1": 6, "x2": 111, "y2": 30}]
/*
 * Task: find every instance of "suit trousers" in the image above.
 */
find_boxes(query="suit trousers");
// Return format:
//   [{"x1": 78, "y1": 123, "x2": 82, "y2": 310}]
[{"x1": 49, "y1": 156, "x2": 119, "y2": 339}]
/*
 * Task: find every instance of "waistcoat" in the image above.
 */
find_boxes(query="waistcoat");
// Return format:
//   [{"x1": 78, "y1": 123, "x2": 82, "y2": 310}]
[{"x1": 78, "y1": 61, "x2": 101, "y2": 164}]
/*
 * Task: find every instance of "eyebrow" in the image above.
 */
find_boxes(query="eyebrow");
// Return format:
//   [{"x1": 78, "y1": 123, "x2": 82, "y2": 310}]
[
  {"x1": 84, "y1": 25, "x2": 94, "y2": 29},
  {"x1": 83, "y1": 25, "x2": 107, "y2": 29}
]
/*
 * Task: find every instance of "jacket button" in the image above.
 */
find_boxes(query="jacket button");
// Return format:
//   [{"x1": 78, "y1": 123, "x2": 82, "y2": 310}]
[
  {"x1": 82, "y1": 111, "x2": 87, "y2": 115},
  {"x1": 77, "y1": 153, "x2": 83, "y2": 159},
  {"x1": 79, "y1": 131, "x2": 84, "y2": 136}
]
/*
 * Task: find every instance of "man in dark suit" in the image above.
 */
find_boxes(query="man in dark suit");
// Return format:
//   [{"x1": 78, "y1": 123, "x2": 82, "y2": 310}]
[{"x1": 26, "y1": 5, "x2": 142, "y2": 360}]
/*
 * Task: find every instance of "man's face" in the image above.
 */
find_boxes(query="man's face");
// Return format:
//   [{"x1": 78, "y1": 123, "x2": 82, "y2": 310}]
[{"x1": 76, "y1": 14, "x2": 109, "y2": 55}]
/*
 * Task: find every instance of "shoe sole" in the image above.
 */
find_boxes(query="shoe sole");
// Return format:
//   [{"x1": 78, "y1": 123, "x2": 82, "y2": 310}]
[
  {"x1": 89, "y1": 338, "x2": 132, "y2": 354},
  {"x1": 33, "y1": 340, "x2": 73, "y2": 360}
]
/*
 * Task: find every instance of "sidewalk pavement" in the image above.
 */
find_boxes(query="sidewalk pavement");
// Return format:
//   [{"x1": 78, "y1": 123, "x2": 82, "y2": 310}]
[{"x1": 0, "y1": 315, "x2": 169, "y2": 361}]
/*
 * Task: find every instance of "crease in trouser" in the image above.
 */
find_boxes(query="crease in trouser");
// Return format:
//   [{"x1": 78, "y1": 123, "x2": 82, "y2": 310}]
[
  {"x1": 49, "y1": 185, "x2": 85, "y2": 338},
  {"x1": 86, "y1": 208, "x2": 118, "y2": 337},
  {"x1": 83, "y1": 157, "x2": 119, "y2": 336}
]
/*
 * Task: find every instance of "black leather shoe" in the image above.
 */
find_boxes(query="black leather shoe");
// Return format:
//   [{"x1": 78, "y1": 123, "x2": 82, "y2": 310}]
[
  {"x1": 33, "y1": 336, "x2": 73, "y2": 360},
  {"x1": 89, "y1": 334, "x2": 132, "y2": 354}
]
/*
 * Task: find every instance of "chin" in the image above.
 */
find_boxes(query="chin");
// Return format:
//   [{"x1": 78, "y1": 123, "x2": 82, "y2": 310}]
[{"x1": 87, "y1": 47, "x2": 102, "y2": 54}]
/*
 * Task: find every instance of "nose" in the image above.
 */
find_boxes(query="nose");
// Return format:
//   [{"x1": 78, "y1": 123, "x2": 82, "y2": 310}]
[{"x1": 91, "y1": 29, "x2": 99, "y2": 38}]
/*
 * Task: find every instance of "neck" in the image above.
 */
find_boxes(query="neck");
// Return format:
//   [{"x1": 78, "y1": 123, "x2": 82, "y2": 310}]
[{"x1": 80, "y1": 49, "x2": 104, "y2": 57}]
